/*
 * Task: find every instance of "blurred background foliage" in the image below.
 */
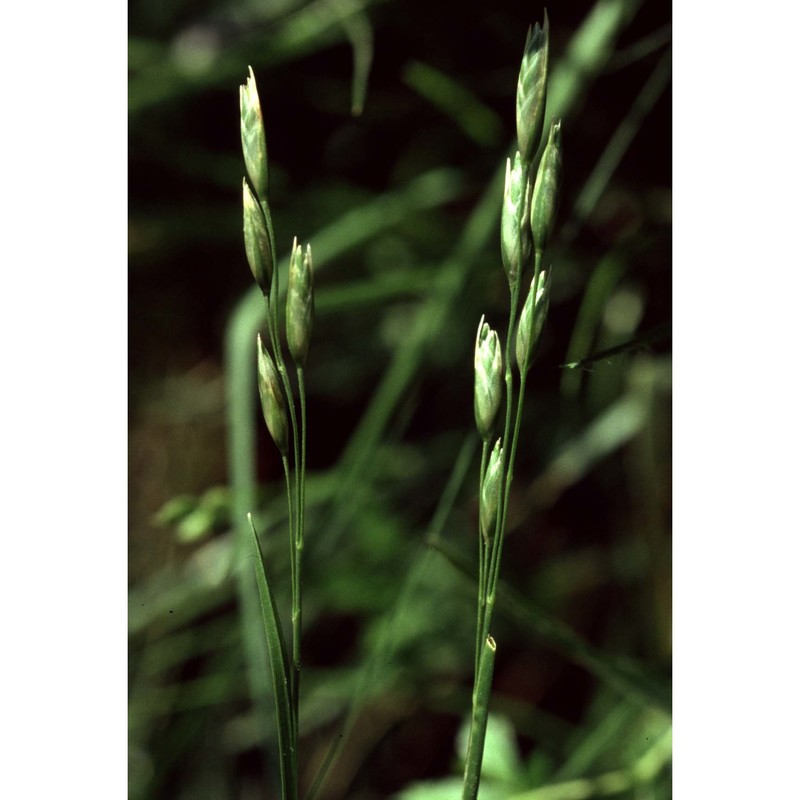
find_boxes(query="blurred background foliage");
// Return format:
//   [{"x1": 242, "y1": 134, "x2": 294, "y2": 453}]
[{"x1": 129, "y1": 0, "x2": 671, "y2": 797}]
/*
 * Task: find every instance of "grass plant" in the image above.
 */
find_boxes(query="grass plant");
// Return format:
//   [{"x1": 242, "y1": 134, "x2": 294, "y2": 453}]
[
  {"x1": 240, "y1": 67, "x2": 315, "y2": 799},
  {"x1": 240, "y1": 16, "x2": 563, "y2": 798},
  {"x1": 129, "y1": 2, "x2": 671, "y2": 797}
]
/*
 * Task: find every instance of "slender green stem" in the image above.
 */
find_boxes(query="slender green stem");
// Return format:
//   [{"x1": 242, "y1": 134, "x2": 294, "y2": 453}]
[
  {"x1": 464, "y1": 266, "x2": 523, "y2": 800},
  {"x1": 297, "y1": 367, "x2": 308, "y2": 554},
  {"x1": 258, "y1": 197, "x2": 278, "y2": 292},
  {"x1": 492, "y1": 252, "x2": 539, "y2": 586},
  {"x1": 506, "y1": 371, "x2": 528, "y2": 516},
  {"x1": 491, "y1": 251, "x2": 541, "y2": 574},
  {"x1": 502, "y1": 279, "x2": 522, "y2": 464},
  {"x1": 503, "y1": 253, "x2": 539, "y2": 516},
  {"x1": 464, "y1": 191, "x2": 529, "y2": 790},
  {"x1": 479, "y1": 277, "x2": 521, "y2": 646},
  {"x1": 259, "y1": 235, "x2": 302, "y2": 531},
  {"x1": 486, "y1": 369, "x2": 528, "y2": 616},
  {"x1": 262, "y1": 271, "x2": 303, "y2": 750},
  {"x1": 294, "y1": 366, "x2": 308, "y2": 733},
  {"x1": 261, "y1": 242, "x2": 303, "y2": 773},
  {"x1": 281, "y1": 454, "x2": 298, "y2": 740},
  {"x1": 281, "y1": 455, "x2": 295, "y2": 569},
  {"x1": 475, "y1": 439, "x2": 490, "y2": 680},
  {"x1": 462, "y1": 636, "x2": 497, "y2": 800},
  {"x1": 267, "y1": 299, "x2": 301, "y2": 504}
]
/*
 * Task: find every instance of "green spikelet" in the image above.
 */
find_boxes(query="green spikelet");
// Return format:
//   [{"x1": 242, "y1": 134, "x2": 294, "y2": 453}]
[
  {"x1": 256, "y1": 334, "x2": 288, "y2": 455},
  {"x1": 516, "y1": 13, "x2": 549, "y2": 167},
  {"x1": 474, "y1": 316, "x2": 503, "y2": 442},
  {"x1": 286, "y1": 239, "x2": 314, "y2": 366},
  {"x1": 240, "y1": 66, "x2": 269, "y2": 200},
  {"x1": 516, "y1": 269, "x2": 551, "y2": 375},
  {"x1": 530, "y1": 119, "x2": 563, "y2": 255},
  {"x1": 480, "y1": 439, "x2": 504, "y2": 544},
  {"x1": 501, "y1": 152, "x2": 532, "y2": 291},
  {"x1": 243, "y1": 179, "x2": 273, "y2": 295}
]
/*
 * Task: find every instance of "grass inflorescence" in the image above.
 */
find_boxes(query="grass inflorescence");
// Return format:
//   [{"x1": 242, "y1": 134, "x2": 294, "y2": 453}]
[{"x1": 463, "y1": 13, "x2": 564, "y2": 799}]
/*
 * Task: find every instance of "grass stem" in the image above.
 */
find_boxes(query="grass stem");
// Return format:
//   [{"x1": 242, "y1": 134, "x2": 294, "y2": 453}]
[
  {"x1": 475, "y1": 440, "x2": 490, "y2": 681},
  {"x1": 461, "y1": 636, "x2": 497, "y2": 800},
  {"x1": 294, "y1": 366, "x2": 308, "y2": 741}
]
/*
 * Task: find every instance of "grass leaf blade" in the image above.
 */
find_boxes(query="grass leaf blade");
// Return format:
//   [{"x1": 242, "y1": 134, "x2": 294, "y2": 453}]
[{"x1": 248, "y1": 513, "x2": 297, "y2": 800}]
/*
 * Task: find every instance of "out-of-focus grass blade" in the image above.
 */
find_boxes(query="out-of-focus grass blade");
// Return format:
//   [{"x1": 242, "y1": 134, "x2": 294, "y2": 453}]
[
  {"x1": 560, "y1": 253, "x2": 628, "y2": 400},
  {"x1": 335, "y1": 0, "x2": 374, "y2": 115},
  {"x1": 403, "y1": 60, "x2": 504, "y2": 147},
  {"x1": 562, "y1": 49, "x2": 672, "y2": 244},
  {"x1": 248, "y1": 513, "x2": 297, "y2": 800},
  {"x1": 506, "y1": 725, "x2": 671, "y2": 800},
  {"x1": 428, "y1": 537, "x2": 671, "y2": 714},
  {"x1": 128, "y1": 0, "x2": 389, "y2": 114},
  {"x1": 546, "y1": 0, "x2": 643, "y2": 127},
  {"x1": 305, "y1": 436, "x2": 478, "y2": 800},
  {"x1": 528, "y1": 391, "x2": 649, "y2": 510}
]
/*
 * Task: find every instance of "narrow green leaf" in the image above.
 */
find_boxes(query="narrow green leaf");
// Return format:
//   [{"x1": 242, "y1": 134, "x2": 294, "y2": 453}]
[{"x1": 248, "y1": 513, "x2": 297, "y2": 800}]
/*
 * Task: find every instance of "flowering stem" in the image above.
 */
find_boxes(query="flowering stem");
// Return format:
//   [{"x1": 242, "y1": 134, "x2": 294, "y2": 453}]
[
  {"x1": 281, "y1": 453, "x2": 298, "y2": 744},
  {"x1": 262, "y1": 268, "x2": 303, "y2": 758},
  {"x1": 480, "y1": 276, "x2": 521, "y2": 645},
  {"x1": 475, "y1": 439, "x2": 490, "y2": 681},
  {"x1": 294, "y1": 365, "x2": 308, "y2": 736}
]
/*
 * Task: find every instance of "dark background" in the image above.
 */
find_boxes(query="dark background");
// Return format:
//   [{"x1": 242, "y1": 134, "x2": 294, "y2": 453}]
[{"x1": 129, "y1": 0, "x2": 671, "y2": 797}]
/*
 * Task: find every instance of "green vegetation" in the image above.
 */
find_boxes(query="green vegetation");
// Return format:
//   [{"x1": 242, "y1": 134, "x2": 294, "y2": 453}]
[{"x1": 129, "y1": 1, "x2": 671, "y2": 798}]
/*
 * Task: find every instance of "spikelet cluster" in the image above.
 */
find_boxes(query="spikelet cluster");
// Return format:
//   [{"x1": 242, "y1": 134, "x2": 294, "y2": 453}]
[{"x1": 240, "y1": 67, "x2": 315, "y2": 455}]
